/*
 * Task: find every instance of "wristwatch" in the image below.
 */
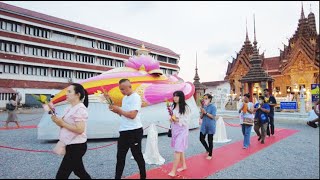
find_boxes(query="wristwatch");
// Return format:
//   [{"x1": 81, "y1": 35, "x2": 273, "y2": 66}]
[{"x1": 205, "y1": 112, "x2": 208, "y2": 115}]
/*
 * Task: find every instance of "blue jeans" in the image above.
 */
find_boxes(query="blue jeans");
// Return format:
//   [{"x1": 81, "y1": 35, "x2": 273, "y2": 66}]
[{"x1": 241, "y1": 124, "x2": 252, "y2": 148}]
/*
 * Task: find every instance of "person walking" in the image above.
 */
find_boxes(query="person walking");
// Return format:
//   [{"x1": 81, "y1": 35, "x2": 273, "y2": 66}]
[
  {"x1": 253, "y1": 96, "x2": 270, "y2": 144},
  {"x1": 106, "y1": 79, "x2": 146, "y2": 179},
  {"x1": 199, "y1": 93, "x2": 217, "y2": 159},
  {"x1": 5, "y1": 94, "x2": 20, "y2": 128},
  {"x1": 238, "y1": 93, "x2": 254, "y2": 149},
  {"x1": 51, "y1": 83, "x2": 92, "y2": 179},
  {"x1": 264, "y1": 89, "x2": 277, "y2": 136},
  {"x1": 168, "y1": 91, "x2": 191, "y2": 177}
]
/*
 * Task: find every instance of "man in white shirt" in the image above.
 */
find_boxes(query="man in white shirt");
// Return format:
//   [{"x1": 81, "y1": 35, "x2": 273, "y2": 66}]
[{"x1": 107, "y1": 79, "x2": 146, "y2": 179}]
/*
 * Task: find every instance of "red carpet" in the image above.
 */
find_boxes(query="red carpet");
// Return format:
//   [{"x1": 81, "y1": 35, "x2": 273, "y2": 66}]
[
  {"x1": 125, "y1": 128, "x2": 299, "y2": 179},
  {"x1": 0, "y1": 125, "x2": 37, "y2": 130}
]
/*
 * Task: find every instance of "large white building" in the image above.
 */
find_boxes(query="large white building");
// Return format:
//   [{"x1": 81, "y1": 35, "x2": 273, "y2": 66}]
[{"x1": 0, "y1": 2, "x2": 180, "y2": 108}]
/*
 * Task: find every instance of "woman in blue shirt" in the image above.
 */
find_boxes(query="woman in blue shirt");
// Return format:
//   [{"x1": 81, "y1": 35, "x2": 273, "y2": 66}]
[{"x1": 199, "y1": 94, "x2": 217, "y2": 160}]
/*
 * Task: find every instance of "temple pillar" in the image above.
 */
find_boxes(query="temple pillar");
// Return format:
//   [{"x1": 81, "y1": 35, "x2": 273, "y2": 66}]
[
  {"x1": 248, "y1": 82, "x2": 253, "y2": 102},
  {"x1": 268, "y1": 81, "x2": 273, "y2": 95}
]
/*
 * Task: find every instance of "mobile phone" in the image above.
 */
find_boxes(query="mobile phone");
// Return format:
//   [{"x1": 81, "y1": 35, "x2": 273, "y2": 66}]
[{"x1": 50, "y1": 110, "x2": 56, "y2": 116}]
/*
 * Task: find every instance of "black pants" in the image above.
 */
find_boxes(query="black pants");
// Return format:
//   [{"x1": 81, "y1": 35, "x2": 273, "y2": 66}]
[
  {"x1": 199, "y1": 132, "x2": 213, "y2": 156},
  {"x1": 267, "y1": 116, "x2": 275, "y2": 136},
  {"x1": 115, "y1": 128, "x2": 146, "y2": 179},
  {"x1": 56, "y1": 142, "x2": 91, "y2": 179}
]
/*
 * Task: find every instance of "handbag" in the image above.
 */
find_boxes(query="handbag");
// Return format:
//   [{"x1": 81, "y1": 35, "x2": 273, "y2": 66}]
[
  {"x1": 168, "y1": 125, "x2": 172, "y2": 137},
  {"x1": 53, "y1": 140, "x2": 66, "y2": 156},
  {"x1": 6, "y1": 103, "x2": 16, "y2": 111},
  {"x1": 243, "y1": 117, "x2": 254, "y2": 126}
]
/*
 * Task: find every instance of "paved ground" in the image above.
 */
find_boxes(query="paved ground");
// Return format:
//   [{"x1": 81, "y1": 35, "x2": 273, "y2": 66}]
[{"x1": 0, "y1": 110, "x2": 319, "y2": 179}]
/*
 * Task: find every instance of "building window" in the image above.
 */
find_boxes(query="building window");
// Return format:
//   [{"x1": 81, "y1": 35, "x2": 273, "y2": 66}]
[
  {"x1": 157, "y1": 55, "x2": 167, "y2": 62},
  {"x1": 160, "y1": 67, "x2": 167, "y2": 74},
  {"x1": 0, "y1": 93, "x2": 16, "y2": 101},
  {"x1": 98, "y1": 57, "x2": 113, "y2": 66},
  {"x1": 0, "y1": 40, "x2": 20, "y2": 54},
  {"x1": 24, "y1": 45, "x2": 49, "y2": 57},
  {"x1": 0, "y1": 63, "x2": 19, "y2": 74},
  {"x1": 76, "y1": 53, "x2": 95, "y2": 64},
  {"x1": 114, "y1": 60, "x2": 124, "y2": 67},
  {"x1": 52, "y1": 68, "x2": 72, "y2": 78},
  {"x1": 76, "y1": 37, "x2": 94, "y2": 48},
  {"x1": 52, "y1": 50, "x2": 73, "y2": 61},
  {"x1": 51, "y1": 31, "x2": 75, "y2": 44},
  {"x1": 168, "y1": 58, "x2": 177, "y2": 64},
  {"x1": 115, "y1": 45, "x2": 129, "y2": 55},
  {"x1": 22, "y1": 65, "x2": 48, "y2": 76},
  {"x1": 97, "y1": 41, "x2": 112, "y2": 51},
  {"x1": 25, "y1": 25, "x2": 50, "y2": 39},
  {"x1": 150, "y1": 53, "x2": 157, "y2": 59},
  {"x1": 75, "y1": 70, "x2": 97, "y2": 79},
  {"x1": 130, "y1": 48, "x2": 137, "y2": 56},
  {"x1": 0, "y1": 18, "x2": 21, "y2": 33}
]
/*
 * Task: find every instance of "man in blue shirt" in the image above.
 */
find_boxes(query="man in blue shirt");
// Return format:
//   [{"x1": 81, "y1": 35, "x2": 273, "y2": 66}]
[{"x1": 253, "y1": 96, "x2": 270, "y2": 144}]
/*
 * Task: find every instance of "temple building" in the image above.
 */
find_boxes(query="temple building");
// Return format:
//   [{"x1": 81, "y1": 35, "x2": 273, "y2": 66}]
[{"x1": 225, "y1": 4, "x2": 319, "y2": 106}]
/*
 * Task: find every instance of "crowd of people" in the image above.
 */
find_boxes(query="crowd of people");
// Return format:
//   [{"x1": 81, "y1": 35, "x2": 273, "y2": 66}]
[{"x1": 3, "y1": 81, "x2": 319, "y2": 179}]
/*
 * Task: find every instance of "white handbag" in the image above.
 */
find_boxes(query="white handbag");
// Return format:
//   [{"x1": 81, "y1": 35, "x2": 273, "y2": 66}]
[{"x1": 53, "y1": 140, "x2": 66, "y2": 156}]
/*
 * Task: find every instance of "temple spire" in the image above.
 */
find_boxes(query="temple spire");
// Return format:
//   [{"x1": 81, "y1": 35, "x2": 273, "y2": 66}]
[
  {"x1": 300, "y1": 2, "x2": 305, "y2": 19},
  {"x1": 253, "y1": 14, "x2": 257, "y2": 48},
  {"x1": 193, "y1": 52, "x2": 200, "y2": 82},
  {"x1": 245, "y1": 18, "x2": 249, "y2": 42}
]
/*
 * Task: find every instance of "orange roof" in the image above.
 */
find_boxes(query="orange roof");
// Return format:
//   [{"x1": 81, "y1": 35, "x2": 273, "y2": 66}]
[{"x1": 263, "y1": 56, "x2": 280, "y2": 70}]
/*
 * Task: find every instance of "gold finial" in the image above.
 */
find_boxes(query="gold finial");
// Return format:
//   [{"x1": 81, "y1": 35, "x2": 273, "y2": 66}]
[{"x1": 136, "y1": 43, "x2": 150, "y2": 56}]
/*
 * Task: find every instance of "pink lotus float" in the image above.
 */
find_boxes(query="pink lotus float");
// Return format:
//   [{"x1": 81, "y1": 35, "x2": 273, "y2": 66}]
[{"x1": 38, "y1": 45, "x2": 200, "y2": 139}]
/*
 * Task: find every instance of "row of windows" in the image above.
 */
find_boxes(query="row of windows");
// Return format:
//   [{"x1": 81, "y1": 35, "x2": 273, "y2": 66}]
[
  {"x1": 99, "y1": 57, "x2": 113, "y2": 66},
  {"x1": 52, "y1": 50, "x2": 72, "y2": 61},
  {"x1": 52, "y1": 68, "x2": 72, "y2": 78},
  {"x1": 158, "y1": 55, "x2": 167, "y2": 62},
  {"x1": 0, "y1": 18, "x2": 179, "y2": 64},
  {"x1": 24, "y1": 45, "x2": 49, "y2": 57},
  {"x1": 0, "y1": 62, "x2": 103, "y2": 79},
  {"x1": 168, "y1": 58, "x2": 177, "y2": 64},
  {"x1": 97, "y1": 41, "x2": 112, "y2": 51},
  {"x1": 0, "y1": 93, "x2": 16, "y2": 101},
  {"x1": 75, "y1": 71, "x2": 99, "y2": 79},
  {"x1": 0, "y1": 40, "x2": 126, "y2": 66},
  {"x1": 115, "y1": 45, "x2": 129, "y2": 55},
  {"x1": 51, "y1": 31, "x2": 76, "y2": 44},
  {"x1": 160, "y1": 67, "x2": 177, "y2": 75},
  {"x1": 114, "y1": 60, "x2": 124, "y2": 67},
  {"x1": 25, "y1": 25, "x2": 50, "y2": 39},
  {"x1": 77, "y1": 37, "x2": 94, "y2": 48},
  {"x1": 22, "y1": 65, "x2": 48, "y2": 76},
  {"x1": 0, "y1": 19, "x2": 21, "y2": 33},
  {"x1": 0, "y1": 40, "x2": 20, "y2": 53},
  {"x1": 0, "y1": 63, "x2": 19, "y2": 74},
  {"x1": 76, "y1": 54, "x2": 95, "y2": 64}
]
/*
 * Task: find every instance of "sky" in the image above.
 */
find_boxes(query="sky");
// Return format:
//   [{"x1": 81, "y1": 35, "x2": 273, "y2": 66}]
[{"x1": 3, "y1": 1, "x2": 319, "y2": 83}]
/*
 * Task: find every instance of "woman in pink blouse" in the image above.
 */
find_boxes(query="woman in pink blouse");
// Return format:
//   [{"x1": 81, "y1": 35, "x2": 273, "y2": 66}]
[{"x1": 51, "y1": 83, "x2": 91, "y2": 179}]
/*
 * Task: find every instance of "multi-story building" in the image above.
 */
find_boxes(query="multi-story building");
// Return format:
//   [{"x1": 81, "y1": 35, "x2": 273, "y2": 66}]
[{"x1": 0, "y1": 2, "x2": 180, "y2": 108}]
